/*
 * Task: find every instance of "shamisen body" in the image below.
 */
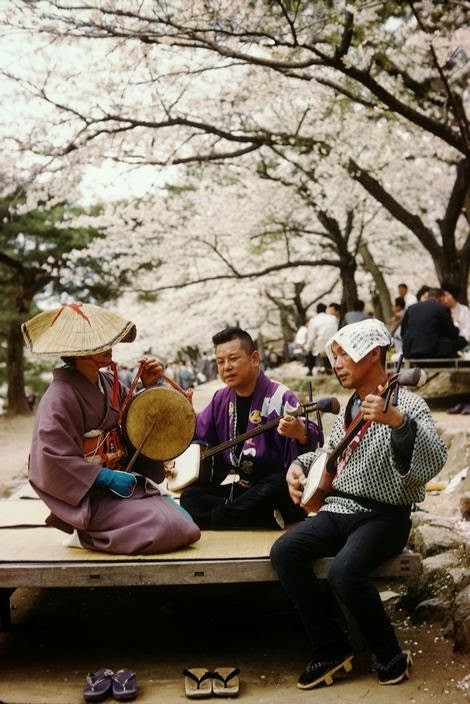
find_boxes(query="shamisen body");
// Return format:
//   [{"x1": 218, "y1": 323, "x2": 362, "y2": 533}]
[{"x1": 270, "y1": 318, "x2": 447, "y2": 691}]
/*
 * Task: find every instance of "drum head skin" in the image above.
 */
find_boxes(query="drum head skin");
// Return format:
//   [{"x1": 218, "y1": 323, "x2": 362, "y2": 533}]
[{"x1": 125, "y1": 386, "x2": 196, "y2": 461}]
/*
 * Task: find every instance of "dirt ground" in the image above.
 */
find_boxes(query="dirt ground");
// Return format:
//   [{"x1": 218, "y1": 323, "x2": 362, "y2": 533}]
[{"x1": 0, "y1": 381, "x2": 469, "y2": 704}]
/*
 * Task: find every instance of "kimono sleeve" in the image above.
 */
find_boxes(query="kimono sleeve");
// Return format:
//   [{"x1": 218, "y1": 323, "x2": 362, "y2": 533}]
[
  {"x1": 29, "y1": 382, "x2": 103, "y2": 509},
  {"x1": 194, "y1": 389, "x2": 226, "y2": 447},
  {"x1": 391, "y1": 393, "x2": 447, "y2": 488}
]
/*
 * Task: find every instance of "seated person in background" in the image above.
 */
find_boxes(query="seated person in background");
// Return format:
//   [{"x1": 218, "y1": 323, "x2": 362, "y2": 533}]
[
  {"x1": 305, "y1": 303, "x2": 338, "y2": 375},
  {"x1": 23, "y1": 302, "x2": 200, "y2": 555},
  {"x1": 440, "y1": 281, "x2": 470, "y2": 346},
  {"x1": 180, "y1": 327, "x2": 323, "y2": 529},
  {"x1": 440, "y1": 281, "x2": 470, "y2": 414},
  {"x1": 328, "y1": 302, "x2": 342, "y2": 322},
  {"x1": 416, "y1": 284, "x2": 431, "y2": 302},
  {"x1": 401, "y1": 288, "x2": 466, "y2": 359},
  {"x1": 387, "y1": 296, "x2": 406, "y2": 358},
  {"x1": 397, "y1": 282, "x2": 417, "y2": 309},
  {"x1": 270, "y1": 318, "x2": 447, "y2": 691},
  {"x1": 339, "y1": 299, "x2": 369, "y2": 328}
]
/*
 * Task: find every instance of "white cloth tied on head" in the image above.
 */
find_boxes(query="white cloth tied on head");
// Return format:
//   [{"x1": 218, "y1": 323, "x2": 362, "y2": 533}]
[{"x1": 325, "y1": 318, "x2": 392, "y2": 366}]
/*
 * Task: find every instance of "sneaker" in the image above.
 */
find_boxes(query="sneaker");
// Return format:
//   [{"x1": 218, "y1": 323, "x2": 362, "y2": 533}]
[
  {"x1": 297, "y1": 652, "x2": 354, "y2": 689},
  {"x1": 377, "y1": 650, "x2": 412, "y2": 685}
]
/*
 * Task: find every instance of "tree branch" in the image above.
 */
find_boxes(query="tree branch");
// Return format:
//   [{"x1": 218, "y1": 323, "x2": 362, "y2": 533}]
[
  {"x1": 132, "y1": 256, "x2": 341, "y2": 294},
  {"x1": 347, "y1": 158, "x2": 442, "y2": 257}
]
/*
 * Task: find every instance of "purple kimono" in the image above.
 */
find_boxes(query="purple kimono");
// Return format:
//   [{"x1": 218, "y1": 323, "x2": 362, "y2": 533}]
[
  {"x1": 29, "y1": 366, "x2": 200, "y2": 554},
  {"x1": 195, "y1": 370, "x2": 321, "y2": 482}
]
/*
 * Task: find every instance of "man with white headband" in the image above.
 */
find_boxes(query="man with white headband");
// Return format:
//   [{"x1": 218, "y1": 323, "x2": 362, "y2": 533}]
[{"x1": 271, "y1": 318, "x2": 447, "y2": 690}]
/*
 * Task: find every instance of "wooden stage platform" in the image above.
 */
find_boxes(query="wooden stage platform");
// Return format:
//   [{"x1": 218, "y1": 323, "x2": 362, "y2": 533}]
[{"x1": 0, "y1": 498, "x2": 422, "y2": 632}]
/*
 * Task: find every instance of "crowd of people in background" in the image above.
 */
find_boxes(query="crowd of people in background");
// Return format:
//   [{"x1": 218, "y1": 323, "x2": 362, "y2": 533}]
[
  {"x1": 118, "y1": 353, "x2": 219, "y2": 392},
  {"x1": 291, "y1": 281, "x2": 470, "y2": 413},
  {"x1": 116, "y1": 280, "x2": 470, "y2": 414}
]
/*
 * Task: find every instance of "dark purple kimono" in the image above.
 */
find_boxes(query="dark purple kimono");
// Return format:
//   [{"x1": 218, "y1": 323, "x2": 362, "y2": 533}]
[
  {"x1": 195, "y1": 370, "x2": 321, "y2": 481},
  {"x1": 29, "y1": 367, "x2": 200, "y2": 554}
]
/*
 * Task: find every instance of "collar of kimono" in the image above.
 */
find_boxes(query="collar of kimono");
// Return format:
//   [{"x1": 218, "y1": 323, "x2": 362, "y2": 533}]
[{"x1": 78, "y1": 356, "x2": 120, "y2": 406}]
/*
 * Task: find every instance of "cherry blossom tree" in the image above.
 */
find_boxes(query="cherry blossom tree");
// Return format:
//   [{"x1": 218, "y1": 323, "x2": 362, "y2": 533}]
[
  {"x1": 1, "y1": 0, "x2": 466, "y2": 299},
  {"x1": 67, "y1": 158, "x2": 432, "y2": 364},
  {"x1": 0, "y1": 182, "x2": 110, "y2": 411}
]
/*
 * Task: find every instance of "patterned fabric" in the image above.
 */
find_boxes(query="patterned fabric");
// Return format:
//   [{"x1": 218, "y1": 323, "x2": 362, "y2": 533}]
[
  {"x1": 295, "y1": 388, "x2": 447, "y2": 514},
  {"x1": 194, "y1": 370, "x2": 322, "y2": 483}
]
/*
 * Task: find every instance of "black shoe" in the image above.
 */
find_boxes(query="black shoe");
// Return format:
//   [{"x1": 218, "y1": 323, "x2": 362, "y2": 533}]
[
  {"x1": 461, "y1": 404, "x2": 470, "y2": 415},
  {"x1": 447, "y1": 403, "x2": 464, "y2": 414},
  {"x1": 297, "y1": 652, "x2": 354, "y2": 689},
  {"x1": 377, "y1": 650, "x2": 412, "y2": 685}
]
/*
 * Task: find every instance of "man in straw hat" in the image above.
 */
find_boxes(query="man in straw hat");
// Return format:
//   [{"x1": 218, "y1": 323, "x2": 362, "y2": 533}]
[
  {"x1": 23, "y1": 302, "x2": 200, "y2": 554},
  {"x1": 270, "y1": 318, "x2": 447, "y2": 689}
]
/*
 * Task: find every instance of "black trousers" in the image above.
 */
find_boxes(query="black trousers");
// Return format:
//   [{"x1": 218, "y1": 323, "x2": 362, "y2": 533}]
[
  {"x1": 270, "y1": 509, "x2": 411, "y2": 663},
  {"x1": 180, "y1": 473, "x2": 305, "y2": 529}
]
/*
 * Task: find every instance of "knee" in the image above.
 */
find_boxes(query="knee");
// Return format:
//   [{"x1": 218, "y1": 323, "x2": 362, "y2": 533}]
[
  {"x1": 179, "y1": 487, "x2": 197, "y2": 508},
  {"x1": 255, "y1": 473, "x2": 284, "y2": 496},
  {"x1": 327, "y1": 560, "x2": 357, "y2": 598},
  {"x1": 270, "y1": 533, "x2": 290, "y2": 572}
]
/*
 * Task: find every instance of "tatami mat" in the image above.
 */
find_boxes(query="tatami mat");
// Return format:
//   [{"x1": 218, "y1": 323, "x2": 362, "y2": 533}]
[
  {"x1": 0, "y1": 526, "x2": 278, "y2": 563},
  {"x1": 0, "y1": 499, "x2": 279, "y2": 563},
  {"x1": 0, "y1": 499, "x2": 49, "y2": 527}
]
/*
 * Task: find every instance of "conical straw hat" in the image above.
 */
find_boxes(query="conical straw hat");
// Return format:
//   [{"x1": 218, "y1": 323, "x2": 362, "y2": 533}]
[{"x1": 22, "y1": 302, "x2": 136, "y2": 357}]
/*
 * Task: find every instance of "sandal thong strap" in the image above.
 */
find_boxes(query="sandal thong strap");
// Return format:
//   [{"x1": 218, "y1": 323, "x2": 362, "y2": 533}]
[
  {"x1": 183, "y1": 668, "x2": 212, "y2": 688},
  {"x1": 212, "y1": 668, "x2": 240, "y2": 686},
  {"x1": 86, "y1": 669, "x2": 114, "y2": 691},
  {"x1": 113, "y1": 669, "x2": 136, "y2": 691}
]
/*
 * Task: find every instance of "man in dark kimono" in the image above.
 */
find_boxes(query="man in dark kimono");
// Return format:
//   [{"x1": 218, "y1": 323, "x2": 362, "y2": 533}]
[
  {"x1": 180, "y1": 327, "x2": 323, "y2": 529},
  {"x1": 23, "y1": 302, "x2": 200, "y2": 555}
]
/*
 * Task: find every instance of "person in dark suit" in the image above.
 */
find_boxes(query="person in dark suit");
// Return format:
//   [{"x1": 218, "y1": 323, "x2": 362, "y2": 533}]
[{"x1": 401, "y1": 288, "x2": 466, "y2": 359}]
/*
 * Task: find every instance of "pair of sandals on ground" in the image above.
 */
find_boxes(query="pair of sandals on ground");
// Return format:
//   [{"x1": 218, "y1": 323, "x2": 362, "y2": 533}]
[
  {"x1": 83, "y1": 666, "x2": 239, "y2": 701},
  {"x1": 183, "y1": 667, "x2": 240, "y2": 698},
  {"x1": 83, "y1": 668, "x2": 137, "y2": 702}
]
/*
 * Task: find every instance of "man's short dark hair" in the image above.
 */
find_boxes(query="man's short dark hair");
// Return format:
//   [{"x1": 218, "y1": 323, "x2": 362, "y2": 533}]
[
  {"x1": 316, "y1": 303, "x2": 327, "y2": 314},
  {"x1": 440, "y1": 281, "x2": 460, "y2": 300},
  {"x1": 328, "y1": 302, "x2": 341, "y2": 314},
  {"x1": 352, "y1": 299, "x2": 365, "y2": 311},
  {"x1": 212, "y1": 327, "x2": 256, "y2": 354},
  {"x1": 416, "y1": 285, "x2": 430, "y2": 301}
]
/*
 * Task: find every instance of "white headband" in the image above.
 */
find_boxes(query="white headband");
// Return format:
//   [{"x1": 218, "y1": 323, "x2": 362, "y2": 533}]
[{"x1": 325, "y1": 318, "x2": 392, "y2": 366}]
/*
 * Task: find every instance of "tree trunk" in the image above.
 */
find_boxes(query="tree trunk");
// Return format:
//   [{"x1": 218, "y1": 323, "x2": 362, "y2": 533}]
[
  {"x1": 338, "y1": 255, "x2": 358, "y2": 312},
  {"x1": 359, "y1": 242, "x2": 392, "y2": 321},
  {"x1": 6, "y1": 321, "x2": 30, "y2": 414},
  {"x1": 349, "y1": 158, "x2": 470, "y2": 305}
]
